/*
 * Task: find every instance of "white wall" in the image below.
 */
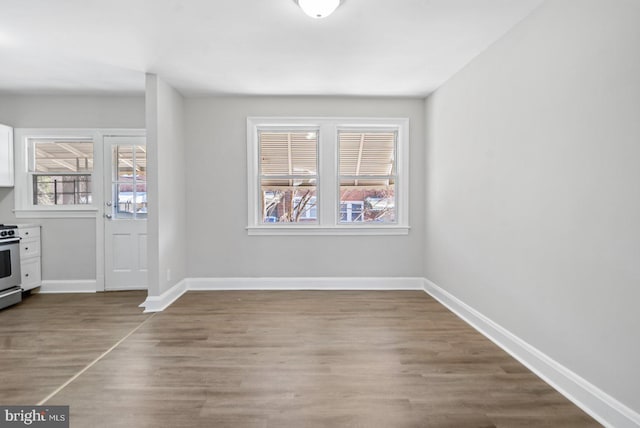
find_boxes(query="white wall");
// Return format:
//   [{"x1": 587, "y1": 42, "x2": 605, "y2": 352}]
[
  {"x1": 0, "y1": 94, "x2": 144, "y2": 129},
  {"x1": 425, "y1": 0, "x2": 640, "y2": 415},
  {"x1": 145, "y1": 75, "x2": 187, "y2": 296},
  {"x1": 0, "y1": 94, "x2": 144, "y2": 280},
  {"x1": 185, "y1": 96, "x2": 425, "y2": 278}
]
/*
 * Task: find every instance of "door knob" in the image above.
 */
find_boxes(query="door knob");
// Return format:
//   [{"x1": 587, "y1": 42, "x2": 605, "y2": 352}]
[
  {"x1": 106, "y1": 201, "x2": 112, "y2": 207},
  {"x1": 105, "y1": 214, "x2": 112, "y2": 219}
]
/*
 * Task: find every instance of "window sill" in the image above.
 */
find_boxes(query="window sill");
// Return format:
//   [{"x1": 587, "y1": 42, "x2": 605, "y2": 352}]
[
  {"x1": 14, "y1": 208, "x2": 99, "y2": 219},
  {"x1": 247, "y1": 225, "x2": 410, "y2": 236}
]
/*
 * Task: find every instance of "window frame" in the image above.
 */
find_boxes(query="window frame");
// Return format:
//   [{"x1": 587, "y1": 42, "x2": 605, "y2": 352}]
[
  {"x1": 337, "y1": 126, "x2": 399, "y2": 226},
  {"x1": 247, "y1": 117, "x2": 410, "y2": 236},
  {"x1": 29, "y1": 138, "x2": 95, "y2": 207},
  {"x1": 258, "y1": 127, "x2": 320, "y2": 225}
]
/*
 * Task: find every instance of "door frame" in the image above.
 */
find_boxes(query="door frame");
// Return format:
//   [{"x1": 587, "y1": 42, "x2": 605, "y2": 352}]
[{"x1": 95, "y1": 129, "x2": 146, "y2": 292}]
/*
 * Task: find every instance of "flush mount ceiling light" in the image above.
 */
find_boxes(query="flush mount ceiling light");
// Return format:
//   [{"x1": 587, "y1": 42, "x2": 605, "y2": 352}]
[{"x1": 296, "y1": 0, "x2": 341, "y2": 19}]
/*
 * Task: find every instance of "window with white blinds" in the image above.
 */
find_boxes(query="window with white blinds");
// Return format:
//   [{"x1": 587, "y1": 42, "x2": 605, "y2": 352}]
[
  {"x1": 247, "y1": 117, "x2": 409, "y2": 235},
  {"x1": 259, "y1": 130, "x2": 318, "y2": 223},
  {"x1": 338, "y1": 131, "x2": 397, "y2": 224}
]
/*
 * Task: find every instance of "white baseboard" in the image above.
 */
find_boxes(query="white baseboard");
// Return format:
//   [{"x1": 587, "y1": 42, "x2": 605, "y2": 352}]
[
  {"x1": 39, "y1": 280, "x2": 97, "y2": 294},
  {"x1": 140, "y1": 279, "x2": 188, "y2": 313},
  {"x1": 423, "y1": 278, "x2": 640, "y2": 428},
  {"x1": 187, "y1": 277, "x2": 425, "y2": 291},
  {"x1": 143, "y1": 277, "x2": 422, "y2": 309}
]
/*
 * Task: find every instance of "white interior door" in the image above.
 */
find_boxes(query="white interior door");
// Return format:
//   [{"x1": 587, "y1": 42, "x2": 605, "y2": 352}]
[{"x1": 104, "y1": 136, "x2": 147, "y2": 290}]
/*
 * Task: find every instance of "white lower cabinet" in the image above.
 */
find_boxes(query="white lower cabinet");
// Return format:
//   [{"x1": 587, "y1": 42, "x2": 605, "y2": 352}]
[{"x1": 18, "y1": 225, "x2": 41, "y2": 291}]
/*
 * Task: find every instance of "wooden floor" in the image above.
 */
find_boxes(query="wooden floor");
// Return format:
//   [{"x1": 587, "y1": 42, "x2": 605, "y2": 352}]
[{"x1": 0, "y1": 291, "x2": 599, "y2": 427}]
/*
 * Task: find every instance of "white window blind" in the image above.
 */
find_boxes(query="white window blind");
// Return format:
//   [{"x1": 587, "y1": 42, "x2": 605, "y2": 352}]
[
  {"x1": 338, "y1": 131, "x2": 397, "y2": 224},
  {"x1": 259, "y1": 131, "x2": 318, "y2": 223}
]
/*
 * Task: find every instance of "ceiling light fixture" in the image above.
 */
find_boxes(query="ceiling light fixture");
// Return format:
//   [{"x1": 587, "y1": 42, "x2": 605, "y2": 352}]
[{"x1": 297, "y1": 0, "x2": 341, "y2": 19}]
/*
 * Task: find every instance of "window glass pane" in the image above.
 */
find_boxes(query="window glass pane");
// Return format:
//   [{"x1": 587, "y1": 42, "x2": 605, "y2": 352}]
[
  {"x1": 114, "y1": 145, "x2": 147, "y2": 181},
  {"x1": 111, "y1": 144, "x2": 147, "y2": 219},
  {"x1": 135, "y1": 181, "x2": 147, "y2": 219},
  {"x1": 260, "y1": 131, "x2": 317, "y2": 176},
  {"x1": 135, "y1": 145, "x2": 147, "y2": 182},
  {"x1": 115, "y1": 145, "x2": 134, "y2": 181},
  {"x1": 339, "y1": 179, "x2": 395, "y2": 224},
  {"x1": 33, "y1": 175, "x2": 92, "y2": 205},
  {"x1": 261, "y1": 180, "x2": 317, "y2": 223},
  {"x1": 339, "y1": 131, "x2": 396, "y2": 176},
  {"x1": 115, "y1": 183, "x2": 135, "y2": 217},
  {"x1": 113, "y1": 182, "x2": 147, "y2": 219},
  {"x1": 32, "y1": 140, "x2": 93, "y2": 173}
]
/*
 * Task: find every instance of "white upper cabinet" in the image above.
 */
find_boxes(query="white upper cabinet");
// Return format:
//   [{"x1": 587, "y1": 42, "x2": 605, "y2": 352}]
[{"x1": 0, "y1": 124, "x2": 14, "y2": 187}]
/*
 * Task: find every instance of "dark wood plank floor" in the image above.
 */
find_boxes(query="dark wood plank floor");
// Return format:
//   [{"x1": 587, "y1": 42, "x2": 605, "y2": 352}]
[
  {"x1": 1, "y1": 291, "x2": 599, "y2": 427},
  {"x1": 0, "y1": 291, "x2": 149, "y2": 404}
]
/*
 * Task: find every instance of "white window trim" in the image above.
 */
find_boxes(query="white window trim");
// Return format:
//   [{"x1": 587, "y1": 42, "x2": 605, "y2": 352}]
[
  {"x1": 247, "y1": 117, "x2": 410, "y2": 236},
  {"x1": 13, "y1": 128, "x2": 145, "y2": 219}
]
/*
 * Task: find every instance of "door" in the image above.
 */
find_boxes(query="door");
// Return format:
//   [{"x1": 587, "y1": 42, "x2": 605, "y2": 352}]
[{"x1": 103, "y1": 136, "x2": 147, "y2": 290}]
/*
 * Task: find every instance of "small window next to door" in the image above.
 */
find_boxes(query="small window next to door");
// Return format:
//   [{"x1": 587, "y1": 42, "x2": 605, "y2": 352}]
[
  {"x1": 30, "y1": 139, "x2": 93, "y2": 205},
  {"x1": 111, "y1": 144, "x2": 147, "y2": 219}
]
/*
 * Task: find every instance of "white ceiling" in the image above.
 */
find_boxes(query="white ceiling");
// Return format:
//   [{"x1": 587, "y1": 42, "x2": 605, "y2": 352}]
[{"x1": 0, "y1": 0, "x2": 543, "y2": 97}]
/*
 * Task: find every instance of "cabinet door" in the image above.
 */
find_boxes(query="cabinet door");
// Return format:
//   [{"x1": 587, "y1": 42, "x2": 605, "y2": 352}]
[
  {"x1": 21, "y1": 257, "x2": 42, "y2": 291},
  {"x1": 20, "y1": 238, "x2": 41, "y2": 259},
  {"x1": 0, "y1": 124, "x2": 14, "y2": 187}
]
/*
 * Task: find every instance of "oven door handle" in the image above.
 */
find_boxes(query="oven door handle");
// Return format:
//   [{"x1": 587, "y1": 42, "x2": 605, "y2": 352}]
[{"x1": 0, "y1": 237, "x2": 21, "y2": 245}]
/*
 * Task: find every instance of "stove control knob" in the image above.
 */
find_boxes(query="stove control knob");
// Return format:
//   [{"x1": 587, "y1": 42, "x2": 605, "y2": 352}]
[
  {"x1": 0, "y1": 231, "x2": 6, "y2": 237},
  {"x1": 7, "y1": 230, "x2": 14, "y2": 236}
]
